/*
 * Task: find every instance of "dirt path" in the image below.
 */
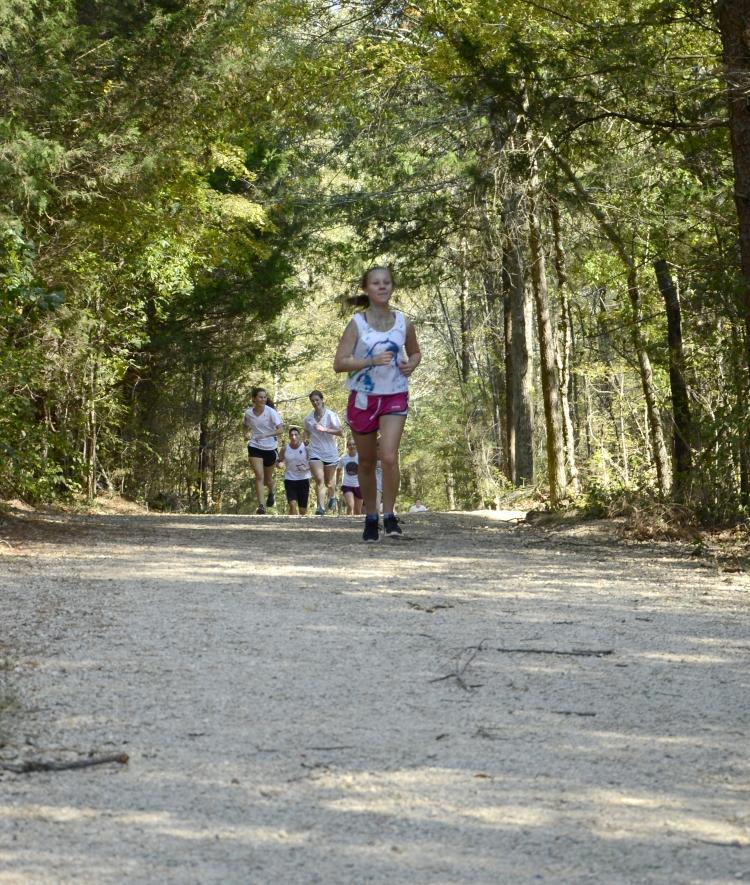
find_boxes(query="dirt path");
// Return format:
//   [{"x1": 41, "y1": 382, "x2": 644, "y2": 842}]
[{"x1": 1, "y1": 510, "x2": 749, "y2": 884}]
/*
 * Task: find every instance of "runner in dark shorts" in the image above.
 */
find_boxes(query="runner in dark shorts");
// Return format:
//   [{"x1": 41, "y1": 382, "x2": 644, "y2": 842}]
[
  {"x1": 277, "y1": 427, "x2": 311, "y2": 517},
  {"x1": 339, "y1": 438, "x2": 363, "y2": 515}
]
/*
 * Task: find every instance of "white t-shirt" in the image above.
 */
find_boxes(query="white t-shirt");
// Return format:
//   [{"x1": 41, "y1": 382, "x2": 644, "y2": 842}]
[
  {"x1": 282, "y1": 442, "x2": 311, "y2": 481},
  {"x1": 339, "y1": 453, "x2": 360, "y2": 489},
  {"x1": 303, "y1": 408, "x2": 342, "y2": 462},
  {"x1": 243, "y1": 405, "x2": 283, "y2": 451}
]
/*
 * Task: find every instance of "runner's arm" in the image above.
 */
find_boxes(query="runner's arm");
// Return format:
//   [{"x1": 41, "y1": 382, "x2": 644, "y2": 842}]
[{"x1": 399, "y1": 321, "x2": 421, "y2": 377}]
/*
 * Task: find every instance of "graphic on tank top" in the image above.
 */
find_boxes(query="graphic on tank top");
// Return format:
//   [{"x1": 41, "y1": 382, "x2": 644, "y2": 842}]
[
  {"x1": 341, "y1": 454, "x2": 359, "y2": 486},
  {"x1": 284, "y1": 443, "x2": 311, "y2": 480},
  {"x1": 347, "y1": 311, "x2": 408, "y2": 395}
]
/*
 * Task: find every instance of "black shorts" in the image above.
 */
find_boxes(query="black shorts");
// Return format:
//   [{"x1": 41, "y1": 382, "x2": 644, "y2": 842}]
[
  {"x1": 284, "y1": 478, "x2": 310, "y2": 508},
  {"x1": 342, "y1": 485, "x2": 363, "y2": 500},
  {"x1": 248, "y1": 445, "x2": 277, "y2": 468}
]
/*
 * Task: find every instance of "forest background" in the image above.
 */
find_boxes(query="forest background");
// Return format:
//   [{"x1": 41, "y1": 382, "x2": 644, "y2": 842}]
[{"x1": 2, "y1": 0, "x2": 750, "y2": 522}]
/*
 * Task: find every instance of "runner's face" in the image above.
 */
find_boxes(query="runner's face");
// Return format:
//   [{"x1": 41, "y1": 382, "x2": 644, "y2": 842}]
[
  {"x1": 364, "y1": 270, "x2": 393, "y2": 307},
  {"x1": 289, "y1": 430, "x2": 301, "y2": 447},
  {"x1": 310, "y1": 393, "x2": 323, "y2": 411},
  {"x1": 347, "y1": 443, "x2": 356, "y2": 454},
  {"x1": 253, "y1": 391, "x2": 267, "y2": 408}
]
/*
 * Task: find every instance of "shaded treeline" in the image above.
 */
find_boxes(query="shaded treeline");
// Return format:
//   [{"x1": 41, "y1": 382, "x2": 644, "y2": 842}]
[{"x1": 1, "y1": 0, "x2": 749, "y2": 518}]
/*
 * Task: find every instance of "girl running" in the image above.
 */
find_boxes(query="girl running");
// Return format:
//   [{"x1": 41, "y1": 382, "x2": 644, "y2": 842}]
[
  {"x1": 333, "y1": 266, "x2": 421, "y2": 541},
  {"x1": 339, "y1": 438, "x2": 363, "y2": 516},
  {"x1": 303, "y1": 390, "x2": 344, "y2": 516},
  {"x1": 243, "y1": 387, "x2": 284, "y2": 514},
  {"x1": 277, "y1": 427, "x2": 311, "y2": 516}
]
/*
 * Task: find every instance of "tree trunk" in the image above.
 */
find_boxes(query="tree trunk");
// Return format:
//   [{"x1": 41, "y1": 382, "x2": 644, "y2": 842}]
[
  {"x1": 482, "y1": 270, "x2": 507, "y2": 471},
  {"x1": 86, "y1": 357, "x2": 97, "y2": 501},
  {"x1": 717, "y1": 0, "x2": 750, "y2": 375},
  {"x1": 446, "y1": 469, "x2": 456, "y2": 510},
  {"x1": 197, "y1": 364, "x2": 213, "y2": 512},
  {"x1": 525, "y1": 130, "x2": 567, "y2": 505},
  {"x1": 458, "y1": 241, "x2": 471, "y2": 383},
  {"x1": 654, "y1": 259, "x2": 693, "y2": 500},
  {"x1": 503, "y1": 270, "x2": 515, "y2": 483},
  {"x1": 503, "y1": 192, "x2": 534, "y2": 486},
  {"x1": 549, "y1": 196, "x2": 580, "y2": 494},
  {"x1": 617, "y1": 373, "x2": 630, "y2": 485},
  {"x1": 627, "y1": 267, "x2": 671, "y2": 495}
]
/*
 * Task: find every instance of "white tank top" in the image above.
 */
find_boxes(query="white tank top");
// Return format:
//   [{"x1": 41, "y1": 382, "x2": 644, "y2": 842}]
[
  {"x1": 346, "y1": 311, "x2": 408, "y2": 395},
  {"x1": 340, "y1": 453, "x2": 360, "y2": 488},
  {"x1": 283, "y1": 442, "x2": 311, "y2": 480}
]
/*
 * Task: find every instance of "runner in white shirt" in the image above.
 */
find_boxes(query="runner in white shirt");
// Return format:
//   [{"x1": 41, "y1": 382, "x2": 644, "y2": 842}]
[
  {"x1": 338, "y1": 438, "x2": 363, "y2": 515},
  {"x1": 242, "y1": 387, "x2": 284, "y2": 514},
  {"x1": 277, "y1": 427, "x2": 311, "y2": 516},
  {"x1": 303, "y1": 390, "x2": 343, "y2": 516}
]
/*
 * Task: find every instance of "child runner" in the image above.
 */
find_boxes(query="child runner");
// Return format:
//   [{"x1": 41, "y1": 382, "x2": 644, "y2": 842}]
[
  {"x1": 243, "y1": 387, "x2": 284, "y2": 514},
  {"x1": 277, "y1": 427, "x2": 311, "y2": 516},
  {"x1": 333, "y1": 266, "x2": 421, "y2": 541},
  {"x1": 339, "y1": 438, "x2": 363, "y2": 515},
  {"x1": 303, "y1": 390, "x2": 344, "y2": 516}
]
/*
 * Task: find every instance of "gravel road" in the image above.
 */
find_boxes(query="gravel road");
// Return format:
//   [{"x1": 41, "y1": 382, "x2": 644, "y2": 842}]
[{"x1": 1, "y1": 509, "x2": 749, "y2": 884}]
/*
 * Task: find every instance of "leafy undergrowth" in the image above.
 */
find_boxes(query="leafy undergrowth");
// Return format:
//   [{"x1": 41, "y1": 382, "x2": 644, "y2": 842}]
[{"x1": 525, "y1": 492, "x2": 750, "y2": 575}]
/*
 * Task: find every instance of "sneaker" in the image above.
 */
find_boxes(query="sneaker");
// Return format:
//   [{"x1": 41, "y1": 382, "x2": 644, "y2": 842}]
[
  {"x1": 315, "y1": 506, "x2": 325, "y2": 516},
  {"x1": 383, "y1": 515, "x2": 403, "y2": 538},
  {"x1": 327, "y1": 496, "x2": 337, "y2": 511},
  {"x1": 363, "y1": 518, "x2": 379, "y2": 543},
  {"x1": 266, "y1": 492, "x2": 275, "y2": 507},
  {"x1": 256, "y1": 505, "x2": 266, "y2": 515}
]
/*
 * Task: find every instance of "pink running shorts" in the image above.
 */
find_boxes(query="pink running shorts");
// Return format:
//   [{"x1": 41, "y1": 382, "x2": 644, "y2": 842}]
[{"x1": 346, "y1": 391, "x2": 409, "y2": 435}]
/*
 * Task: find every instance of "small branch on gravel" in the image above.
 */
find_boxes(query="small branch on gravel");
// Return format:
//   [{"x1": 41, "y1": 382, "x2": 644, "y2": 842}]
[
  {"x1": 430, "y1": 639, "x2": 489, "y2": 691},
  {"x1": 552, "y1": 710, "x2": 597, "y2": 717},
  {"x1": 407, "y1": 601, "x2": 454, "y2": 613},
  {"x1": 0, "y1": 753, "x2": 129, "y2": 773},
  {"x1": 494, "y1": 647, "x2": 614, "y2": 657},
  {"x1": 694, "y1": 838, "x2": 746, "y2": 848}
]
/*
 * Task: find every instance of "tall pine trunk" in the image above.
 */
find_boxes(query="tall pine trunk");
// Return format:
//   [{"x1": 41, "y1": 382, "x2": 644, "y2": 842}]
[
  {"x1": 197, "y1": 364, "x2": 213, "y2": 512},
  {"x1": 482, "y1": 270, "x2": 508, "y2": 471},
  {"x1": 549, "y1": 196, "x2": 580, "y2": 494},
  {"x1": 654, "y1": 259, "x2": 693, "y2": 501},
  {"x1": 458, "y1": 240, "x2": 471, "y2": 384},
  {"x1": 717, "y1": 0, "x2": 750, "y2": 376},
  {"x1": 503, "y1": 188, "x2": 534, "y2": 485},
  {"x1": 524, "y1": 122, "x2": 567, "y2": 505}
]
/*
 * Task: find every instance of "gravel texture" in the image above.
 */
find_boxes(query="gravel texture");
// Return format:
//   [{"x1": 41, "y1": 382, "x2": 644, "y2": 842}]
[{"x1": 1, "y1": 509, "x2": 749, "y2": 884}]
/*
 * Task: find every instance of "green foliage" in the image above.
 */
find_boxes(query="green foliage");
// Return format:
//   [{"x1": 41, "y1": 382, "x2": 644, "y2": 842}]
[{"x1": 0, "y1": 0, "x2": 746, "y2": 522}]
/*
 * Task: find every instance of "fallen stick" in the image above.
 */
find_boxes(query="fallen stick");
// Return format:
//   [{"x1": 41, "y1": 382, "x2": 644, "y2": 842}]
[
  {"x1": 494, "y1": 647, "x2": 614, "y2": 657},
  {"x1": 0, "y1": 752, "x2": 129, "y2": 773},
  {"x1": 430, "y1": 640, "x2": 489, "y2": 691}
]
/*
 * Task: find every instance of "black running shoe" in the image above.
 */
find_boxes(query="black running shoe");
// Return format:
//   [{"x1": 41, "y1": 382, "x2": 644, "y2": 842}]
[
  {"x1": 362, "y1": 518, "x2": 379, "y2": 543},
  {"x1": 383, "y1": 515, "x2": 403, "y2": 538},
  {"x1": 266, "y1": 492, "x2": 275, "y2": 507},
  {"x1": 256, "y1": 505, "x2": 267, "y2": 515}
]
